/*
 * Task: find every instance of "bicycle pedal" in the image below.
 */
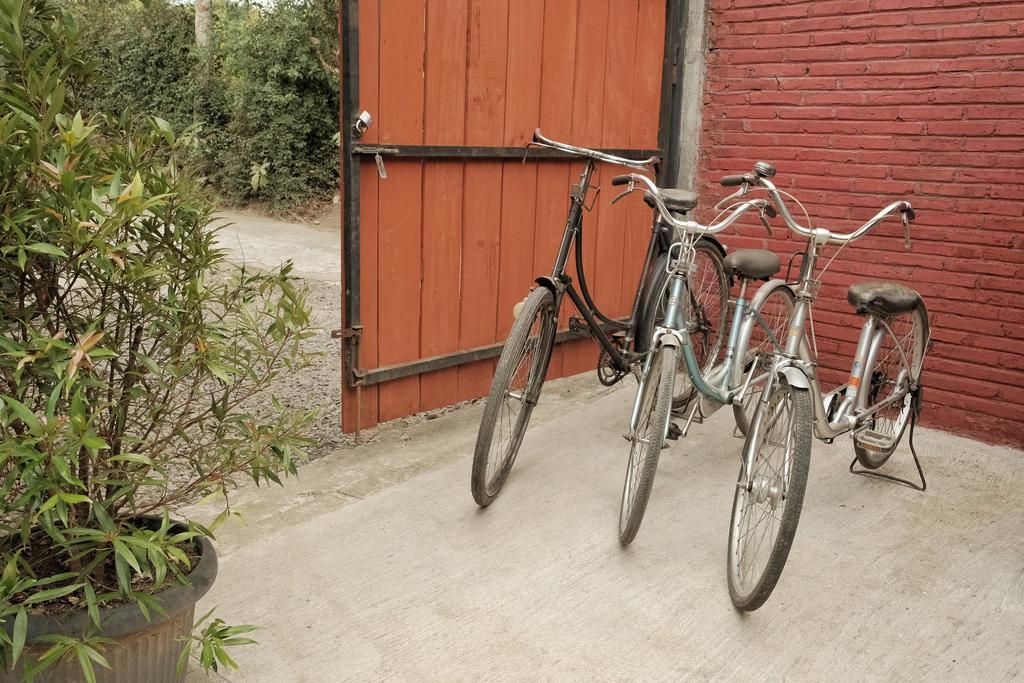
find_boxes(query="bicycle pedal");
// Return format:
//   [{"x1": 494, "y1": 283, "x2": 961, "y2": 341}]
[
  {"x1": 568, "y1": 316, "x2": 589, "y2": 336},
  {"x1": 855, "y1": 430, "x2": 889, "y2": 449},
  {"x1": 666, "y1": 422, "x2": 682, "y2": 441}
]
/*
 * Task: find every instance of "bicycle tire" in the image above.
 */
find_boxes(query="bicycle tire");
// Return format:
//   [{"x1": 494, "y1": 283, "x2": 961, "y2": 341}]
[
  {"x1": 471, "y1": 286, "x2": 557, "y2": 506},
  {"x1": 731, "y1": 284, "x2": 796, "y2": 436},
  {"x1": 853, "y1": 304, "x2": 929, "y2": 469},
  {"x1": 728, "y1": 382, "x2": 812, "y2": 611},
  {"x1": 619, "y1": 344, "x2": 677, "y2": 545},
  {"x1": 639, "y1": 240, "x2": 728, "y2": 405}
]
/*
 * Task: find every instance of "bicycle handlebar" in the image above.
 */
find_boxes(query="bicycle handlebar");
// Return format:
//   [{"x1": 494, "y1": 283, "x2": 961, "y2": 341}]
[
  {"x1": 612, "y1": 173, "x2": 771, "y2": 236},
  {"x1": 720, "y1": 174, "x2": 752, "y2": 187},
  {"x1": 718, "y1": 164, "x2": 916, "y2": 245},
  {"x1": 532, "y1": 129, "x2": 660, "y2": 170}
]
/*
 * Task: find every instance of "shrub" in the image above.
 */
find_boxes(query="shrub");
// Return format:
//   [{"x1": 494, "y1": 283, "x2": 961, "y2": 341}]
[
  {"x1": 206, "y1": 0, "x2": 339, "y2": 209},
  {"x1": 72, "y1": 0, "x2": 199, "y2": 135},
  {"x1": 0, "y1": 1, "x2": 315, "y2": 678}
]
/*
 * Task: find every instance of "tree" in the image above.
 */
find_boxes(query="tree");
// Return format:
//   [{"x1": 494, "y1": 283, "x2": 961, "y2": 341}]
[{"x1": 195, "y1": 0, "x2": 212, "y2": 49}]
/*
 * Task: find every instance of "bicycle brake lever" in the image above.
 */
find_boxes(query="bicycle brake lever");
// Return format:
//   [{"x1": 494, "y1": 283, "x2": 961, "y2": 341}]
[
  {"x1": 714, "y1": 185, "x2": 748, "y2": 211},
  {"x1": 610, "y1": 188, "x2": 632, "y2": 206},
  {"x1": 902, "y1": 212, "x2": 912, "y2": 251},
  {"x1": 759, "y1": 203, "x2": 775, "y2": 239}
]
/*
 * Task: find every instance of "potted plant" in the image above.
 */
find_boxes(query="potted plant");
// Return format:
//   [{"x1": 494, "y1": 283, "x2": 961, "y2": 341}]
[{"x1": 0, "y1": 2, "x2": 315, "y2": 680}]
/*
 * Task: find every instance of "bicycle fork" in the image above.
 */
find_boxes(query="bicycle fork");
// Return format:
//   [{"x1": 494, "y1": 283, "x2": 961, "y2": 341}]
[{"x1": 626, "y1": 270, "x2": 688, "y2": 437}]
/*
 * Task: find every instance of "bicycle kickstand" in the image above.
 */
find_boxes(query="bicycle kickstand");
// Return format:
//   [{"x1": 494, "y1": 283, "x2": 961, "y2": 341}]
[{"x1": 849, "y1": 386, "x2": 927, "y2": 492}]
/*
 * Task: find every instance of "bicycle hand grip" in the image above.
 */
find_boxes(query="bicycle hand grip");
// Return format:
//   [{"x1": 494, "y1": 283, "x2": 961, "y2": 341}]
[
  {"x1": 611, "y1": 174, "x2": 632, "y2": 187},
  {"x1": 720, "y1": 175, "x2": 747, "y2": 187},
  {"x1": 902, "y1": 205, "x2": 916, "y2": 221},
  {"x1": 763, "y1": 203, "x2": 778, "y2": 218}
]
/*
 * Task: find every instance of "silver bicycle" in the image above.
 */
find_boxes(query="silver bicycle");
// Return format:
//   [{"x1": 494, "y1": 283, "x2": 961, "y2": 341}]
[{"x1": 722, "y1": 162, "x2": 930, "y2": 611}]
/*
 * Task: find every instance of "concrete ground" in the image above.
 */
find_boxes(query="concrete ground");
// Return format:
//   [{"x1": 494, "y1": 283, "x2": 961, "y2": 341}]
[{"x1": 186, "y1": 372, "x2": 1024, "y2": 681}]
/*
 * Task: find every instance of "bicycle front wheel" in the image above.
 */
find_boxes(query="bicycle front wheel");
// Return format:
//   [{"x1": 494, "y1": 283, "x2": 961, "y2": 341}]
[
  {"x1": 728, "y1": 381, "x2": 811, "y2": 611},
  {"x1": 853, "y1": 304, "x2": 929, "y2": 469},
  {"x1": 471, "y1": 286, "x2": 557, "y2": 507},
  {"x1": 619, "y1": 344, "x2": 677, "y2": 545}
]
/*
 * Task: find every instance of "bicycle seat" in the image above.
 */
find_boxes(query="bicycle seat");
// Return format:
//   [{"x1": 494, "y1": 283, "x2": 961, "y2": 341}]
[
  {"x1": 723, "y1": 249, "x2": 780, "y2": 281},
  {"x1": 847, "y1": 281, "x2": 922, "y2": 317},
  {"x1": 644, "y1": 188, "x2": 697, "y2": 214}
]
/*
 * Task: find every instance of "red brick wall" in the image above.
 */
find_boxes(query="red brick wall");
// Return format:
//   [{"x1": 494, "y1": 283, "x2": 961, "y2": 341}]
[{"x1": 696, "y1": 0, "x2": 1024, "y2": 446}]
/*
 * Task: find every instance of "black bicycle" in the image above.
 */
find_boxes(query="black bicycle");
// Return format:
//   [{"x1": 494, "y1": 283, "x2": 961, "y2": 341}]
[{"x1": 470, "y1": 130, "x2": 729, "y2": 506}]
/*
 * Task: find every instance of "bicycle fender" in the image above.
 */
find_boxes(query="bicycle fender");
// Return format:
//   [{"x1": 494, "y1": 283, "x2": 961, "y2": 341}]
[
  {"x1": 698, "y1": 235, "x2": 727, "y2": 259},
  {"x1": 651, "y1": 327, "x2": 685, "y2": 349},
  {"x1": 778, "y1": 364, "x2": 811, "y2": 389},
  {"x1": 533, "y1": 276, "x2": 560, "y2": 294},
  {"x1": 747, "y1": 278, "x2": 790, "y2": 312}
]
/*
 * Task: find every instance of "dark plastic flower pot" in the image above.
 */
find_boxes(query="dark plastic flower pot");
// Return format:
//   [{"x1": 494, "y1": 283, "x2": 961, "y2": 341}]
[{"x1": 2, "y1": 516, "x2": 217, "y2": 683}]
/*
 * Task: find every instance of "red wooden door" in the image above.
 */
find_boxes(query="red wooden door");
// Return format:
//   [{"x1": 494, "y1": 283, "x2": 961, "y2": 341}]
[{"x1": 341, "y1": 0, "x2": 677, "y2": 433}]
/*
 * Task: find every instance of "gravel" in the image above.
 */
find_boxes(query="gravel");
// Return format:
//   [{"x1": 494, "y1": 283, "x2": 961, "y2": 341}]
[{"x1": 270, "y1": 277, "x2": 347, "y2": 460}]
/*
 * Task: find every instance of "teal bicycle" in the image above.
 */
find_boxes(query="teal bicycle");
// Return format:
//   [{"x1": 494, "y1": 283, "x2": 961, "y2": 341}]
[{"x1": 610, "y1": 171, "x2": 788, "y2": 544}]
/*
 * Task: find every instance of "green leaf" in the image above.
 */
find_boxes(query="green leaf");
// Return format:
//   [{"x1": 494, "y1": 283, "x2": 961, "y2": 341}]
[
  {"x1": 113, "y1": 551, "x2": 131, "y2": 593},
  {"x1": 113, "y1": 539, "x2": 141, "y2": 573},
  {"x1": 2, "y1": 396, "x2": 39, "y2": 432},
  {"x1": 81, "y1": 643, "x2": 110, "y2": 669},
  {"x1": 12, "y1": 608, "x2": 26, "y2": 664},
  {"x1": 108, "y1": 453, "x2": 153, "y2": 466},
  {"x1": 51, "y1": 455, "x2": 74, "y2": 483},
  {"x1": 92, "y1": 504, "x2": 115, "y2": 533},
  {"x1": 23, "y1": 582, "x2": 84, "y2": 605},
  {"x1": 84, "y1": 583, "x2": 100, "y2": 627},
  {"x1": 24, "y1": 242, "x2": 67, "y2": 257},
  {"x1": 57, "y1": 493, "x2": 91, "y2": 505},
  {"x1": 77, "y1": 648, "x2": 97, "y2": 683},
  {"x1": 82, "y1": 435, "x2": 109, "y2": 450},
  {"x1": 133, "y1": 352, "x2": 161, "y2": 375},
  {"x1": 206, "y1": 361, "x2": 232, "y2": 384}
]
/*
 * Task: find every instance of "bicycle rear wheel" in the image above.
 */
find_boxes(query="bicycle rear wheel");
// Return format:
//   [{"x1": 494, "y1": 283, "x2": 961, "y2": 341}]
[
  {"x1": 853, "y1": 305, "x2": 929, "y2": 469},
  {"x1": 732, "y1": 285, "x2": 796, "y2": 436},
  {"x1": 471, "y1": 286, "x2": 557, "y2": 506},
  {"x1": 619, "y1": 345, "x2": 677, "y2": 545},
  {"x1": 640, "y1": 240, "x2": 727, "y2": 406},
  {"x1": 728, "y1": 381, "x2": 811, "y2": 611}
]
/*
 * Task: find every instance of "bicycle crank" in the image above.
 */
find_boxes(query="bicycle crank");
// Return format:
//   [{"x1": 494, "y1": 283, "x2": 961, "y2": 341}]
[{"x1": 597, "y1": 346, "x2": 628, "y2": 386}]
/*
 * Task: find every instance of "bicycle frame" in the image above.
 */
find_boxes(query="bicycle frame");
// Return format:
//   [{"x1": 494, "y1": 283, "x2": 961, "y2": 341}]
[
  {"x1": 541, "y1": 158, "x2": 667, "y2": 373},
  {"x1": 752, "y1": 235, "x2": 913, "y2": 443},
  {"x1": 626, "y1": 241, "x2": 783, "y2": 435}
]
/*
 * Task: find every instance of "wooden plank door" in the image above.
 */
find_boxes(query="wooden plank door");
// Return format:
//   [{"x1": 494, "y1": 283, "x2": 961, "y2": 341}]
[{"x1": 341, "y1": 0, "x2": 676, "y2": 433}]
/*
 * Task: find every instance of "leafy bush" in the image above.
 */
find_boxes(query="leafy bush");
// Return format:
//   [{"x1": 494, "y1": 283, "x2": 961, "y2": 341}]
[
  {"x1": 72, "y1": 0, "x2": 199, "y2": 135},
  {"x1": 206, "y1": 0, "x2": 339, "y2": 208},
  {"x1": 0, "y1": 1, "x2": 315, "y2": 678},
  {"x1": 65, "y1": 0, "x2": 340, "y2": 212}
]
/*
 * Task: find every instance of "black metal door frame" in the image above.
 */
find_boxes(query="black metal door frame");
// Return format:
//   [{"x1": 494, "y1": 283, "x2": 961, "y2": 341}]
[{"x1": 337, "y1": 0, "x2": 688, "y2": 388}]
